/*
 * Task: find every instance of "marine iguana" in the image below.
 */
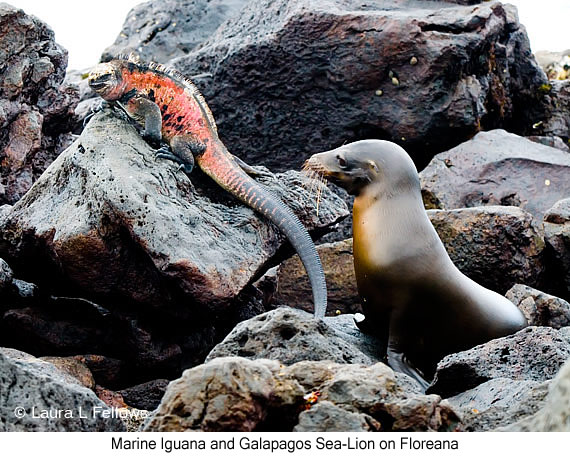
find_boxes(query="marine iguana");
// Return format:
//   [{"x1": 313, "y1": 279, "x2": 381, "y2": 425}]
[{"x1": 87, "y1": 54, "x2": 327, "y2": 318}]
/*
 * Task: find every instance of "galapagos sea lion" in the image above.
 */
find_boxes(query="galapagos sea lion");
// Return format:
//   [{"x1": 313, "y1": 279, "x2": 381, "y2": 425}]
[{"x1": 304, "y1": 140, "x2": 528, "y2": 387}]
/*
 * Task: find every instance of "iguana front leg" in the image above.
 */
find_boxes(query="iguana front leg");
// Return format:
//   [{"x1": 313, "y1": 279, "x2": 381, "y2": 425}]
[
  {"x1": 120, "y1": 96, "x2": 199, "y2": 174},
  {"x1": 123, "y1": 96, "x2": 163, "y2": 146}
]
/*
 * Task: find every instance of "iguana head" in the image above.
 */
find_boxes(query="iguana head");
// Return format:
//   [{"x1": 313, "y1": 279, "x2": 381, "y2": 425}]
[{"x1": 88, "y1": 62, "x2": 126, "y2": 100}]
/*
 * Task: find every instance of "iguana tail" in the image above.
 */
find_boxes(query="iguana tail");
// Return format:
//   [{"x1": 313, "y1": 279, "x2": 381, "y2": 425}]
[{"x1": 197, "y1": 143, "x2": 328, "y2": 319}]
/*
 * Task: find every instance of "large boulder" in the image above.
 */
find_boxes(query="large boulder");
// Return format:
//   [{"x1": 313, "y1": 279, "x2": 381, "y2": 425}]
[
  {"x1": 101, "y1": 0, "x2": 249, "y2": 63},
  {"x1": 0, "y1": 109, "x2": 346, "y2": 309},
  {"x1": 0, "y1": 3, "x2": 79, "y2": 205},
  {"x1": 168, "y1": 0, "x2": 548, "y2": 172},
  {"x1": 0, "y1": 110, "x2": 346, "y2": 375},
  {"x1": 143, "y1": 357, "x2": 460, "y2": 431},
  {"x1": 420, "y1": 129, "x2": 570, "y2": 221},
  {"x1": 0, "y1": 350, "x2": 124, "y2": 431},
  {"x1": 429, "y1": 326, "x2": 570, "y2": 397}
]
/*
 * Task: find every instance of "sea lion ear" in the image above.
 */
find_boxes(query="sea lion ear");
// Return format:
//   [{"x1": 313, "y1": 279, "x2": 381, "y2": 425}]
[{"x1": 366, "y1": 160, "x2": 379, "y2": 173}]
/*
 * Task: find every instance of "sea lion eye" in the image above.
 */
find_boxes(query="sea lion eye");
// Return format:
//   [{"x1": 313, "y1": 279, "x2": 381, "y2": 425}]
[{"x1": 337, "y1": 155, "x2": 348, "y2": 168}]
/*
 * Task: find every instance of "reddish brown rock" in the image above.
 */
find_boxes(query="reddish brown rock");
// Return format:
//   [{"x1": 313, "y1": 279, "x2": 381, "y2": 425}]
[
  {"x1": 95, "y1": 385, "x2": 128, "y2": 409},
  {"x1": 428, "y1": 206, "x2": 546, "y2": 293},
  {"x1": 40, "y1": 356, "x2": 96, "y2": 390},
  {"x1": 0, "y1": 4, "x2": 79, "y2": 204},
  {"x1": 506, "y1": 284, "x2": 570, "y2": 329},
  {"x1": 143, "y1": 357, "x2": 460, "y2": 432},
  {"x1": 271, "y1": 239, "x2": 360, "y2": 316}
]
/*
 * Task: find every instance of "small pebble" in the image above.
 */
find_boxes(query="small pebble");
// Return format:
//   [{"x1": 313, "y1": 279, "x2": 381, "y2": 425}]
[
  {"x1": 410, "y1": 56, "x2": 418, "y2": 65},
  {"x1": 375, "y1": 89, "x2": 383, "y2": 96},
  {"x1": 391, "y1": 77, "x2": 399, "y2": 86}
]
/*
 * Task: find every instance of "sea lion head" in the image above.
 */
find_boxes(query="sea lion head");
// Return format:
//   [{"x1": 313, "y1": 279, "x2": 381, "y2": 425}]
[{"x1": 304, "y1": 139, "x2": 419, "y2": 197}]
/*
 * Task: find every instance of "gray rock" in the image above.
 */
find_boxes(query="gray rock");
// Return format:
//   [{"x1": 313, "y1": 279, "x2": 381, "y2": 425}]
[
  {"x1": 206, "y1": 307, "x2": 373, "y2": 365},
  {"x1": 0, "y1": 3, "x2": 79, "y2": 205},
  {"x1": 427, "y1": 206, "x2": 546, "y2": 293},
  {"x1": 506, "y1": 284, "x2": 570, "y2": 329},
  {"x1": 543, "y1": 198, "x2": 570, "y2": 300},
  {"x1": 0, "y1": 347, "x2": 36, "y2": 361},
  {"x1": 536, "y1": 80, "x2": 570, "y2": 141},
  {"x1": 0, "y1": 351, "x2": 124, "y2": 431},
  {"x1": 294, "y1": 401, "x2": 380, "y2": 431},
  {"x1": 0, "y1": 258, "x2": 13, "y2": 291},
  {"x1": 119, "y1": 379, "x2": 170, "y2": 411},
  {"x1": 526, "y1": 135, "x2": 569, "y2": 151},
  {"x1": 324, "y1": 313, "x2": 385, "y2": 363},
  {"x1": 12, "y1": 279, "x2": 37, "y2": 299},
  {"x1": 545, "y1": 198, "x2": 570, "y2": 224},
  {"x1": 429, "y1": 326, "x2": 570, "y2": 397},
  {"x1": 420, "y1": 129, "x2": 570, "y2": 221},
  {"x1": 499, "y1": 357, "x2": 570, "y2": 431},
  {"x1": 447, "y1": 377, "x2": 549, "y2": 431},
  {"x1": 144, "y1": 357, "x2": 460, "y2": 431},
  {"x1": 1, "y1": 348, "x2": 89, "y2": 389},
  {"x1": 102, "y1": 0, "x2": 249, "y2": 63},
  {"x1": 170, "y1": 0, "x2": 547, "y2": 172}
]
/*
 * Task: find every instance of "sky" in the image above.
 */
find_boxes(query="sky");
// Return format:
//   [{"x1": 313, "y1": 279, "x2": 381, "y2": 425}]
[{"x1": 11, "y1": 0, "x2": 570, "y2": 71}]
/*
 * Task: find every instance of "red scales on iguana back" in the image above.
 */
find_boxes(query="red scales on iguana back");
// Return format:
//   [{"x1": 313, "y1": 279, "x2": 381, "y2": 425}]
[{"x1": 88, "y1": 54, "x2": 328, "y2": 318}]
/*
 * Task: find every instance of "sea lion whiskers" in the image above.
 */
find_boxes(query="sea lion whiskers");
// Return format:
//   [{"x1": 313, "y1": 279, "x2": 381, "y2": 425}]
[{"x1": 301, "y1": 160, "x2": 329, "y2": 216}]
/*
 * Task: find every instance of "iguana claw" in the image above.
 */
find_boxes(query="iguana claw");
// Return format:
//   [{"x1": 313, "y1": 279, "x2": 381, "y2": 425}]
[
  {"x1": 155, "y1": 151, "x2": 194, "y2": 174},
  {"x1": 82, "y1": 100, "x2": 110, "y2": 126}
]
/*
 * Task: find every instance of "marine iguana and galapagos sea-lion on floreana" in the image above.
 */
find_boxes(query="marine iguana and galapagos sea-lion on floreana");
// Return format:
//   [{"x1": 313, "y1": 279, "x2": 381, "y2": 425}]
[{"x1": 88, "y1": 54, "x2": 528, "y2": 389}]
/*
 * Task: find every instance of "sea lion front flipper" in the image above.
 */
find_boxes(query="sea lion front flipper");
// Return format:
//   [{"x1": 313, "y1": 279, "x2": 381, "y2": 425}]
[
  {"x1": 353, "y1": 312, "x2": 376, "y2": 334},
  {"x1": 387, "y1": 347, "x2": 430, "y2": 392}
]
